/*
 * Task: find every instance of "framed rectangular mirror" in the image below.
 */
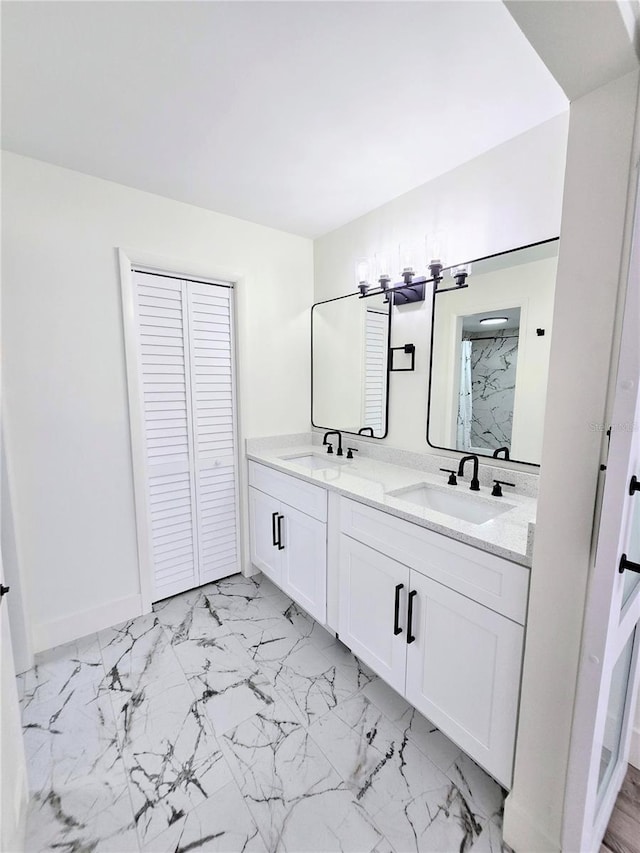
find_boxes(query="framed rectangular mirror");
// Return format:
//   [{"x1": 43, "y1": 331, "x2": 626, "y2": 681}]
[
  {"x1": 312, "y1": 291, "x2": 391, "y2": 438},
  {"x1": 427, "y1": 238, "x2": 559, "y2": 466}
]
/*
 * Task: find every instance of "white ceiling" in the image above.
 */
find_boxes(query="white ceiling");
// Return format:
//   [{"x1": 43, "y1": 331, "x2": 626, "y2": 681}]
[{"x1": 1, "y1": 1, "x2": 568, "y2": 238}]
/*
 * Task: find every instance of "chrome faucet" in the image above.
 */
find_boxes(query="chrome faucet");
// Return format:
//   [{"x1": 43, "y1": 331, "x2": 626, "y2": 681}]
[
  {"x1": 323, "y1": 430, "x2": 343, "y2": 457},
  {"x1": 458, "y1": 454, "x2": 480, "y2": 491}
]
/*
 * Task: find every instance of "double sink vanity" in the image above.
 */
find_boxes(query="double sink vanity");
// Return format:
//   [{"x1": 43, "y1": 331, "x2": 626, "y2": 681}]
[
  {"x1": 245, "y1": 239, "x2": 556, "y2": 792},
  {"x1": 246, "y1": 434, "x2": 537, "y2": 790}
]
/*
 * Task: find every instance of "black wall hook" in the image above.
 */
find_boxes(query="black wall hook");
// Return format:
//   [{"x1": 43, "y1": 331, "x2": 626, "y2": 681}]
[{"x1": 619, "y1": 553, "x2": 640, "y2": 574}]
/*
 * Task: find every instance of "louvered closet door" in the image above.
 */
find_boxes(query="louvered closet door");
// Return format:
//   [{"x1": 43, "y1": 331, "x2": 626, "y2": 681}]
[
  {"x1": 363, "y1": 309, "x2": 388, "y2": 435},
  {"x1": 186, "y1": 282, "x2": 239, "y2": 584},
  {"x1": 133, "y1": 272, "x2": 199, "y2": 601}
]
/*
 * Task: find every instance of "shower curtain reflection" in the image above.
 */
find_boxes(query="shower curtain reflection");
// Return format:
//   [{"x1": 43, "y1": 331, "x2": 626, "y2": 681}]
[{"x1": 457, "y1": 340, "x2": 473, "y2": 451}]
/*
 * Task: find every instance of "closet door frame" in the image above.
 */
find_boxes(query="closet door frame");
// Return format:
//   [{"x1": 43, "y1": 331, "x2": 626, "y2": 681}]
[{"x1": 119, "y1": 248, "x2": 243, "y2": 613}]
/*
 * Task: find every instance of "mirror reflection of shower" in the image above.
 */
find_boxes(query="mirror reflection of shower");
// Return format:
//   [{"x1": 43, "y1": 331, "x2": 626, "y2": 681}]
[{"x1": 457, "y1": 307, "x2": 521, "y2": 454}]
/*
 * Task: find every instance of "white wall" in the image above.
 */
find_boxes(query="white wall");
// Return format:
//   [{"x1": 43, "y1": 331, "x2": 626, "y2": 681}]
[
  {"x1": 503, "y1": 71, "x2": 640, "y2": 853},
  {"x1": 1, "y1": 152, "x2": 313, "y2": 653},
  {"x1": 314, "y1": 114, "x2": 568, "y2": 455}
]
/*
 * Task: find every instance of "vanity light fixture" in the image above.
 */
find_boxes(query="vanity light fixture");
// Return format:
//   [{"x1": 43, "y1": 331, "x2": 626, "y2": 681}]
[
  {"x1": 479, "y1": 316, "x2": 509, "y2": 326},
  {"x1": 355, "y1": 247, "x2": 432, "y2": 306},
  {"x1": 355, "y1": 233, "x2": 455, "y2": 304}
]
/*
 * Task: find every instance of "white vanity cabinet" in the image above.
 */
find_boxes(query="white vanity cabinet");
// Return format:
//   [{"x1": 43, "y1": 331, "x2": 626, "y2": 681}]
[
  {"x1": 404, "y1": 571, "x2": 524, "y2": 787},
  {"x1": 338, "y1": 536, "x2": 409, "y2": 693},
  {"x1": 338, "y1": 497, "x2": 528, "y2": 787},
  {"x1": 248, "y1": 462, "x2": 327, "y2": 623}
]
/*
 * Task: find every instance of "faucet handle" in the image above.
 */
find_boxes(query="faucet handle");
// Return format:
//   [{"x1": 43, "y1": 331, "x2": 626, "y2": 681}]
[
  {"x1": 491, "y1": 479, "x2": 515, "y2": 497},
  {"x1": 346, "y1": 447, "x2": 358, "y2": 460},
  {"x1": 440, "y1": 468, "x2": 458, "y2": 486},
  {"x1": 326, "y1": 443, "x2": 334, "y2": 455}
]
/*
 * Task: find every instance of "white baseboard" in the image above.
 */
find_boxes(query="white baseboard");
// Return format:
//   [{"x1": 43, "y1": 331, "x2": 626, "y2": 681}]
[
  {"x1": 630, "y1": 723, "x2": 640, "y2": 770},
  {"x1": 33, "y1": 594, "x2": 144, "y2": 653}
]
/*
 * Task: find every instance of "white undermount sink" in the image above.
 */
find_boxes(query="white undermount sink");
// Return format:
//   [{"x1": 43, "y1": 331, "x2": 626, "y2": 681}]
[
  {"x1": 387, "y1": 483, "x2": 515, "y2": 525},
  {"x1": 279, "y1": 453, "x2": 342, "y2": 470}
]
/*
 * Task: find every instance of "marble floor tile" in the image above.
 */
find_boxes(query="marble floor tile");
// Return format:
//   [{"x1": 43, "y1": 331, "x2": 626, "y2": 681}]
[
  {"x1": 22, "y1": 681, "x2": 124, "y2": 796},
  {"x1": 469, "y1": 819, "x2": 513, "y2": 853},
  {"x1": 98, "y1": 612, "x2": 185, "y2": 701},
  {"x1": 221, "y1": 704, "x2": 382, "y2": 852},
  {"x1": 115, "y1": 678, "x2": 233, "y2": 846},
  {"x1": 361, "y1": 677, "x2": 462, "y2": 773},
  {"x1": 177, "y1": 632, "x2": 277, "y2": 736},
  {"x1": 206, "y1": 571, "x2": 284, "y2": 600},
  {"x1": 250, "y1": 631, "x2": 374, "y2": 725},
  {"x1": 195, "y1": 585, "x2": 296, "y2": 644},
  {"x1": 372, "y1": 841, "x2": 397, "y2": 853},
  {"x1": 361, "y1": 678, "x2": 414, "y2": 723},
  {"x1": 19, "y1": 571, "x2": 507, "y2": 853},
  {"x1": 372, "y1": 781, "x2": 485, "y2": 853},
  {"x1": 395, "y1": 707, "x2": 462, "y2": 774},
  {"x1": 308, "y1": 707, "x2": 386, "y2": 795},
  {"x1": 347, "y1": 730, "x2": 452, "y2": 819},
  {"x1": 331, "y1": 692, "x2": 402, "y2": 761},
  {"x1": 152, "y1": 587, "x2": 207, "y2": 637},
  {"x1": 266, "y1": 597, "x2": 340, "y2": 651},
  {"x1": 447, "y1": 752, "x2": 505, "y2": 823},
  {"x1": 140, "y1": 781, "x2": 267, "y2": 853},
  {"x1": 25, "y1": 776, "x2": 139, "y2": 853},
  {"x1": 17, "y1": 633, "x2": 104, "y2": 712}
]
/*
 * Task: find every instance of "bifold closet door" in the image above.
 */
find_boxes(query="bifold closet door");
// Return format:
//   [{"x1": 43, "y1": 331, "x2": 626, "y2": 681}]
[
  {"x1": 132, "y1": 272, "x2": 239, "y2": 602},
  {"x1": 185, "y1": 282, "x2": 239, "y2": 584},
  {"x1": 134, "y1": 272, "x2": 199, "y2": 601}
]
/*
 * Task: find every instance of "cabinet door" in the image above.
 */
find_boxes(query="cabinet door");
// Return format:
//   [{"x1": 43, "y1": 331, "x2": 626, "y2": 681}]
[
  {"x1": 279, "y1": 504, "x2": 327, "y2": 623},
  {"x1": 405, "y1": 571, "x2": 523, "y2": 787},
  {"x1": 338, "y1": 536, "x2": 409, "y2": 693},
  {"x1": 248, "y1": 487, "x2": 282, "y2": 584}
]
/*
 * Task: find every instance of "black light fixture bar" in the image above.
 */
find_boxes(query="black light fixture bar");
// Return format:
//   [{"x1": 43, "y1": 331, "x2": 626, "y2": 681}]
[{"x1": 358, "y1": 275, "x2": 433, "y2": 304}]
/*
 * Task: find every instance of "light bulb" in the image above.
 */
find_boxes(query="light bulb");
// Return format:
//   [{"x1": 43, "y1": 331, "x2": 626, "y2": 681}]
[
  {"x1": 398, "y1": 242, "x2": 416, "y2": 275},
  {"x1": 374, "y1": 252, "x2": 392, "y2": 287},
  {"x1": 355, "y1": 258, "x2": 371, "y2": 286},
  {"x1": 426, "y1": 230, "x2": 448, "y2": 266}
]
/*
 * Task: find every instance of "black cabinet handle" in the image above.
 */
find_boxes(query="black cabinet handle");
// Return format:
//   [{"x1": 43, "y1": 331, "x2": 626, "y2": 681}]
[
  {"x1": 277, "y1": 515, "x2": 285, "y2": 550},
  {"x1": 0, "y1": 584, "x2": 9, "y2": 603},
  {"x1": 630, "y1": 475, "x2": 640, "y2": 496},
  {"x1": 619, "y1": 553, "x2": 640, "y2": 574},
  {"x1": 393, "y1": 583, "x2": 404, "y2": 635},
  {"x1": 407, "y1": 590, "x2": 417, "y2": 644},
  {"x1": 271, "y1": 511, "x2": 279, "y2": 547}
]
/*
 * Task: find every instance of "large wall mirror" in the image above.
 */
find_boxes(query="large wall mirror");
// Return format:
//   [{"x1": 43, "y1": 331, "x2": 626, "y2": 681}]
[
  {"x1": 312, "y1": 292, "x2": 390, "y2": 438},
  {"x1": 427, "y1": 238, "x2": 559, "y2": 466}
]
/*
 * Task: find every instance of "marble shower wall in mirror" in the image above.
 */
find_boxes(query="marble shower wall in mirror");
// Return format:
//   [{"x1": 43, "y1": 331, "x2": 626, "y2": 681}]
[
  {"x1": 312, "y1": 292, "x2": 390, "y2": 437},
  {"x1": 427, "y1": 239, "x2": 559, "y2": 466}
]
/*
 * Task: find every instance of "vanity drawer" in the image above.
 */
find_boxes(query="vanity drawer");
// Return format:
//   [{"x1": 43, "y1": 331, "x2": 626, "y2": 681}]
[
  {"x1": 340, "y1": 497, "x2": 529, "y2": 624},
  {"x1": 248, "y1": 461, "x2": 327, "y2": 522}
]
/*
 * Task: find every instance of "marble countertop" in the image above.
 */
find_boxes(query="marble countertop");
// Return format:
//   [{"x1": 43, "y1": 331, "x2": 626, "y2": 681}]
[{"x1": 247, "y1": 444, "x2": 536, "y2": 567}]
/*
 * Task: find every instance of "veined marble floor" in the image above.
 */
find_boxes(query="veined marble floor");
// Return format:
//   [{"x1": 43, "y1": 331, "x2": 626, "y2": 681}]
[{"x1": 17, "y1": 573, "x2": 509, "y2": 853}]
